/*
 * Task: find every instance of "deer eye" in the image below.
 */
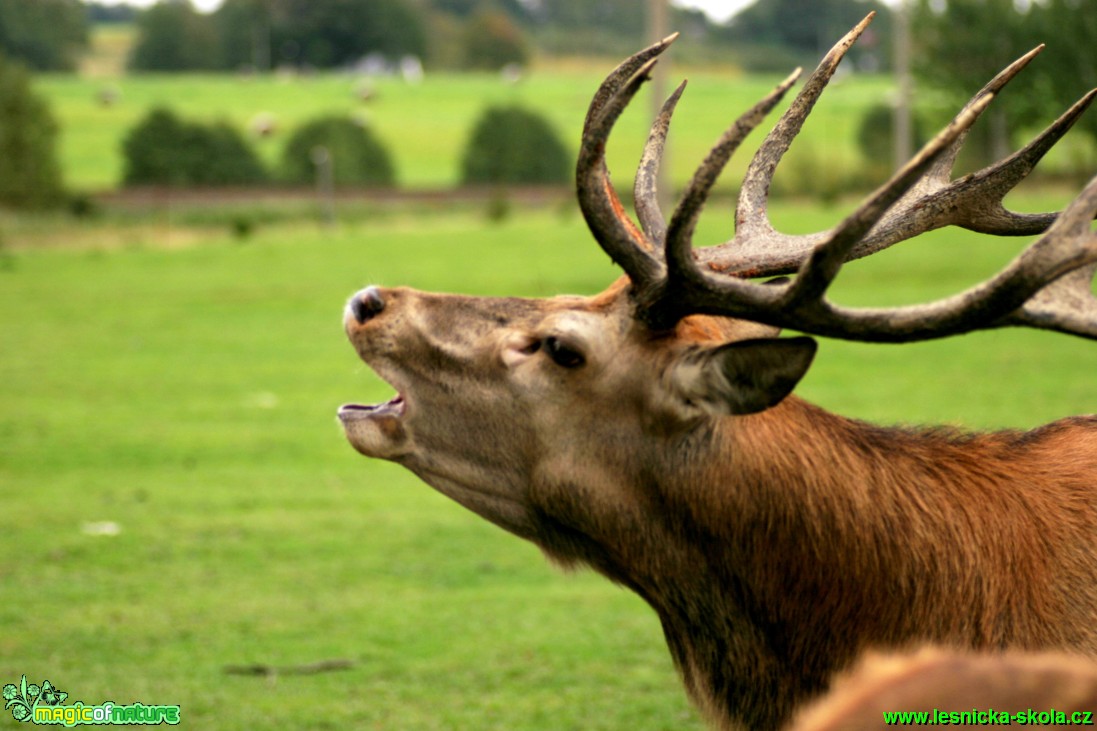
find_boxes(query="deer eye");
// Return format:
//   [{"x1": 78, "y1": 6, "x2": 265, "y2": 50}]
[{"x1": 544, "y1": 336, "x2": 585, "y2": 368}]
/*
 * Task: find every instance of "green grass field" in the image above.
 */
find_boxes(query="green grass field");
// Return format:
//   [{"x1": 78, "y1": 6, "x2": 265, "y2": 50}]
[
  {"x1": 2, "y1": 188, "x2": 1095, "y2": 728},
  {"x1": 37, "y1": 62, "x2": 1095, "y2": 204},
  {"x1": 5, "y1": 31, "x2": 1097, "y2": 727},
  {"x1": 34, "y1": 65, "x2": 899, "y2": 193}
]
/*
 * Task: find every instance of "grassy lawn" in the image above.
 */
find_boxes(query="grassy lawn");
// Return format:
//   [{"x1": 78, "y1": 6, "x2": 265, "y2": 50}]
[
  {"x1": 2, "y1": 209, "x2": 698, "y2": 730},
  {"x1": 2, "y1": 190, "x2": 1095, "y2": 728},
  {"x1": 36, "y1": 64, "x2": 899, "y2": 193},
  {"x1": 1, "y1": 18, "x2": 1092, "y2": 730},
  {"x1": 38, "y1": 63, "x2": 1094, "y2": 204}
]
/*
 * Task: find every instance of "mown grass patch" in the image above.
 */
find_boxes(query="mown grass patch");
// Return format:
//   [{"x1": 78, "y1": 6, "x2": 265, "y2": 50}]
[
  {"x1": 36, "y1": 67, "x2": 898, "y2": 193},
  {"x1": 1, "y1": 199, "x2": 1093, "y2": 729}
]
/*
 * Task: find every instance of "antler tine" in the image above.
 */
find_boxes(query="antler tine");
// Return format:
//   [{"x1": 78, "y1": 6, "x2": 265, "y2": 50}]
[
  {"x1": 585, "y1": 24, "x2": 1096, "y2": 343},
  {"x1": 810, "y1": 83, "x2": 1097, "y2": 270},
  {"x1": 646, "y1": 95, "x2": 993, "y2": 332},
  {"x1": 692, "y1": 169, "x2": 1097, "y2": 343},
  {"x1": 583, "y1": 33, "x2": 679, "y2": 138},
  {"x1": 1008, "y1": 263, "x2": 1097, "y2": 338},
  {"x1": 647, "y1": 70, "x2": 802, "y2": 323},
  {"x1": 736, "y1": 12, "x2": 875, "y2": 243},
  {"x1": 666, "y1": 108, "x2": 1096, "y2": 342},
  {"x1": 634, "y1": 80, "x2": 688, "y2": 246},
  {"x1": 681, "y1": 13, "x2": 877, "y2": 280},
  {"x1": 1003, "y1": 178, "x2": 1097, "y2": 338},
  {"x1": 921, "y1": 45, "x2": 1045, "y2": 186},
  {"x1": 857, "y1": 48, "x2": 1097, "y2": 252},
  {"x1": 693, "y1": 41, "x2": 1096, "y2": 281},
  {"x1": 784, "y1": 96, "x2": 995, "y2": 309},
  {"x1": 947, "y1": 87, "x2": 1097, "y2": 236},
  {"x1": 811, "y1": 173, "x2": 1097, "y2": 342},
  {"x1": 577, "y1": 55, "x2": 667, "y2": 286}
]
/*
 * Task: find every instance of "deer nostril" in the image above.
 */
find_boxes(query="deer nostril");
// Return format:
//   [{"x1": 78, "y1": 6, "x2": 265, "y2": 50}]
[{"x1": 351, "y1": 286, "x2": 385, "y2": 324}]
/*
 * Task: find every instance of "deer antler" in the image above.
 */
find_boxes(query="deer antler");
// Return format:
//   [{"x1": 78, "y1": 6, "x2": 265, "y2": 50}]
[{"x1": 577, "y1": 13, "x2": 1097, "y2": 342}]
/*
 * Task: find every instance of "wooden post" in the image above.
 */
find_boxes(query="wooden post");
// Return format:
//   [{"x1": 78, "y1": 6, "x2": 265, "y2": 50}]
[
  {"x1": 648, "y1": 0, "x2": 672, "y2": 215},
  {"x1": 893, "y1": 0, "x2": 914, "y2": 168},
  {"x1": 311, "y1": 146, "x2": 336, "y2": 227}
]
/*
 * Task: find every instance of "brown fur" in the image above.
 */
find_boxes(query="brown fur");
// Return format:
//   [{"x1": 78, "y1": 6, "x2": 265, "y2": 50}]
[
  {"x1": 340, "y1": 283, "x2": 1097, "y2": 731},
  {"x1": 526, "y1": 395, "x2": 1097, "y2": 730},
  {"x1": 791, "y1": 649, "x2": 1097, "y2": 731}
]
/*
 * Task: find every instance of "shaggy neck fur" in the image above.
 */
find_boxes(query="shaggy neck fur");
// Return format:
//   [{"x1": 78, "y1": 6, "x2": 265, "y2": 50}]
[{"x1": 538, "y1": 397, "x2": 1097, "y2": 731}]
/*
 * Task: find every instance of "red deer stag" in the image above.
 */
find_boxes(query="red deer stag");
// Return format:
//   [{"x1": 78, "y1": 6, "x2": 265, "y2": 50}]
[{"x1": 338, "y1": 14, "x2": 1097, "y2": 731}]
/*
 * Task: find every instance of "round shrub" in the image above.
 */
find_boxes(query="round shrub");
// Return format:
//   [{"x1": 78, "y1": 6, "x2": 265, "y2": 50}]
[
  {"x1": 0, "y1": 55, "x2": 64, "y2": 208},
  {"x1": 856, "y1": 102, "x2": 927, "y2": 179},
  {"x1": 122, "y1": 107, "x2": 267, "y2": 186},
  {"x1": 122, "y1": 108, "x2": 185, "y2": 185},
  {"x1": 460, "y1": 105, "x2": 569, "y2": 186},
  {"x1": 193, "y1": 122, "x2": 269, "y2": 185},
  {"x1": 281, "y1": 116, "x2": 395, "y2": 187},
  {"x1": 462, "y1": 10, "x2": 530, "y2": 71}
]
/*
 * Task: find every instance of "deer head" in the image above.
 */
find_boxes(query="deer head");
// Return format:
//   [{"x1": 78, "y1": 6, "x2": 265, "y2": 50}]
[
  {"x1": 340, "y1": 276, "x2": 812, "y2": 549},
  {"x1": 339, "y1": 13, "x2": 1097, "y2": 731}
]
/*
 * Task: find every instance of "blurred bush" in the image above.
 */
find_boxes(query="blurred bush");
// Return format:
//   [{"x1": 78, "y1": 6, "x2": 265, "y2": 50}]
[
  {"x1": 0, "y1": 0, "x2": 88, "y2": 71},
  {"x1": 856, "y1": 102, "x2": 927, "y2": 181},
  {"x1": 772, "y1": 142, "x2": 873, "y2": 205},
  {"x1": 461, "y1": 9, "x2": 531, "y2": 70},
  {"x1": 122, "y1": 108, "x2": 268, "y2": 186},
  {"x1": 460, "y1": 106, "x2": 569, "y2": 185},
  {"x1": 281, "y1": 116, "x2": 396, "y2": 187},
  {"x1": 0, "y1": 55, "x2": 65, "y2": 208},
  {"x1": 128, "y1": 0, "x2": 219, "y2": 71},
  {"x1": 130, "y1": 0, "x2": 426, "y2": 72}
]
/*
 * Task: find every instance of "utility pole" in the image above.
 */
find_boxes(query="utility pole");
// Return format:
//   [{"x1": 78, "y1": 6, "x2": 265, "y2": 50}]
[
  {"x1": 648, "y1": 0, "x2": 672, "y2": 213},
  {"x1": 253, "y1": 19, "x2": 271, "y2": 73},
  {"x1": 893, "y1": 0, "x2": 914, "y2": 168},
  {"x1": 311, "y1": 146, "x2": 336, "y2": 228}
]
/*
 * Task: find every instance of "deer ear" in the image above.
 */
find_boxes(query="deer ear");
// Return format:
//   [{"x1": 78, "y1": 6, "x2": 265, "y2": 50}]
[{"x1": 670, "y1": 337, "x2": 817, "y2": 416}]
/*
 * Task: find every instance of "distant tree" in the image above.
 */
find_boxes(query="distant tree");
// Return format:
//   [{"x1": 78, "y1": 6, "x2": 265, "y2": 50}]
[
  {"x1": 460, "y1": 106, "x2": 569, "y2": 185},
  {"x1": 0, "y1": 0, "x2": 88, "y2": 71},
  {"x1": 856, "y1": 102, "x2": 927, "y2": 179},
  {"x1": 718, "y1": 0, "x2": 891, "y2": 71},
  {"x1": 281, "y1": 116, "x2": 395, "y2": 186},
  {"x1": 0, "y1": 55, "x2": 64, "y2": 208},
  {"x1": 910, "y1": 0, "x2": 1075, "y2": 167},
  {"x1": 122, "y1": 109, "x2": 188, "y2": 185},
  {"x1": 427, "y1": 0, "x2": 530, "y2": 23},
  {"x1": 129, "y1": 0, "x2": 219, "y2": 71},
  {"x1": 523, "y1": 0, "x2": 645, "y2": 38},
  {"x1": 1029, "y1": 0, "x2": 1097, "y2": 145},
  {"x1": 212, "y1": 0, "x2": 273, "y2": 71},
  {"x1": 85, "y1": 2, "x2": 140, "y2": 24},
  {"x1": 211, "y1": 0, "x2": 426, "y2": 70},
  {"x1": 123, "y1": 108, "x2": 267, "y2": 186},
  {"x1": 462, "y1": 9, "x2": 531, "y2": 70},
  {"x1": 521, "y1": 0, "x2": 646, "y2": 53}
]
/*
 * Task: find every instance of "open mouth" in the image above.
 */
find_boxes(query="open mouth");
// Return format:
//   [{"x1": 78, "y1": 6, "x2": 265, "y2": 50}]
[{"x1": 338, "y1": 393, "x2": 406, "y2": 421}]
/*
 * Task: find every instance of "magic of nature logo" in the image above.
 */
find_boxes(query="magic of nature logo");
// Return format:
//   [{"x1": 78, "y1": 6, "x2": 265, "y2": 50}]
[{"x1": 3, "y1": 675, "x2": 180, "y2": 726}]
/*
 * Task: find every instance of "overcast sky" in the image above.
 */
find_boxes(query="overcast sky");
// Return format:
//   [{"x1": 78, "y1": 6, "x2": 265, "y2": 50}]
[
  {"x1": 90, "y1": 0, "x2": 901, "y2": 25},
  {"x1": 676, "y1": 0, "x2": 752, "y2": 23},
  {"x1": 91, "y1": 0, "x2": 755, "y2": 23}
]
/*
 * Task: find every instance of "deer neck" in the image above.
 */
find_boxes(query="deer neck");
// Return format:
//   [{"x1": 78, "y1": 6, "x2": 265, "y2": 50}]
[{"x1": 549, "y1": 397, "x2": 1085, "y2": 731}]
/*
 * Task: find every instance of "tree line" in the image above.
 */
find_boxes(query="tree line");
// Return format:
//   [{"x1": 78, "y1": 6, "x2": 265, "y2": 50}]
[
  {"x1": 913, "y1": 0, "x2": 1097, "y2": 160},
  {"x1": 0, "y1": 0, "x2": 889, "y2": 73},
  {"x1": 1, "y1": 0, "x2": 1092, "y2": 92},
  {"x1": 0, "y1": 0, "x2": 1092, "y2": 211}
]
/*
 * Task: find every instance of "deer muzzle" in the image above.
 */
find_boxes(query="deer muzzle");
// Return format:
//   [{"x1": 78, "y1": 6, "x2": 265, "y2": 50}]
[{"x1": 339, "y1": 286, "x2": 412, "y2": 459}]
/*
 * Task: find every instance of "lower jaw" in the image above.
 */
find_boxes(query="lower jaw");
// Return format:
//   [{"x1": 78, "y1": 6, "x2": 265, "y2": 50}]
[
  {"x1": 338, "y1": 393, "x2": 406, "y2": 419},
  {"x1": 339, "y1": 402, "x2": 410, "y2": 459}
]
